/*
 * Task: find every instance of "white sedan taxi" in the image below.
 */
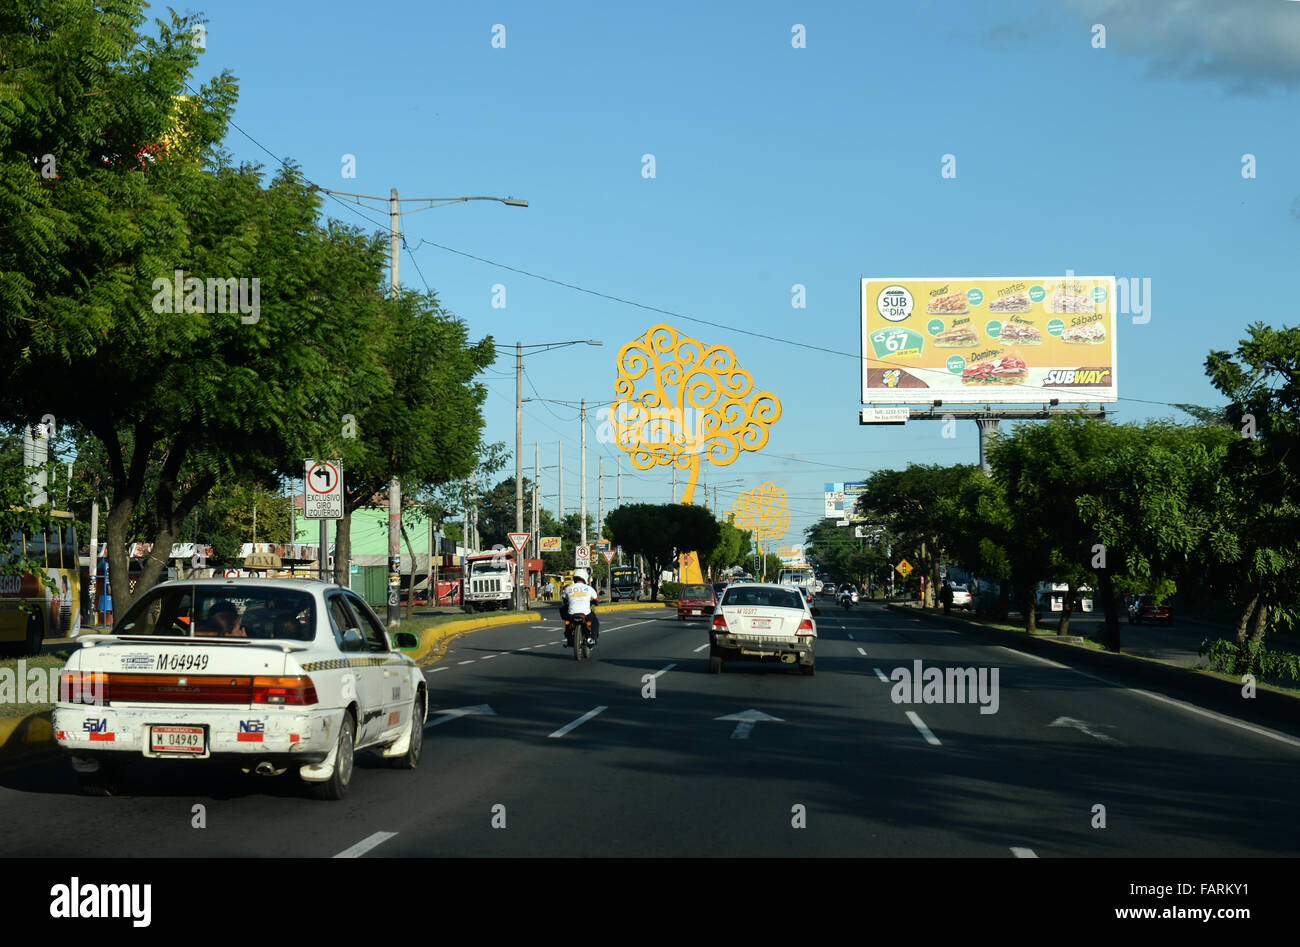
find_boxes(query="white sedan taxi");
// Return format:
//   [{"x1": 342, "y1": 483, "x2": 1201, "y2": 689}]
[
  {"x1": 708, "y1": 582, "x2": 818, "y2": 675},
  {"x1": 54, "y1": 578, "x2": 427, "y2": 799}
]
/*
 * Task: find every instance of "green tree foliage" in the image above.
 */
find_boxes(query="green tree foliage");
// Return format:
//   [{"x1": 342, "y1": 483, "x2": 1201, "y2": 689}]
[{"x1": 604, "y1": 503, "x2": 721, "y2": 600}]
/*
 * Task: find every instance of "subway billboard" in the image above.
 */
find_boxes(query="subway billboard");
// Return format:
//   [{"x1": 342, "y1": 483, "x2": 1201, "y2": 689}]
[{"x1": 861, "y1": 277, "x2": 1118, "y2": 404}]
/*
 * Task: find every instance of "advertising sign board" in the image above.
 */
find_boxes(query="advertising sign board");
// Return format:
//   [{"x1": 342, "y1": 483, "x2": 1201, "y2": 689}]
[{"x1": 861, "y1": 277, "x2": 1118, "y2": 404}]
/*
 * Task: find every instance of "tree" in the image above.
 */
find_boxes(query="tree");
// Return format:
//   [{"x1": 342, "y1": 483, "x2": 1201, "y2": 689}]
[{"x1": 604, "y1": 503, "x2": 721, "y2": 600}]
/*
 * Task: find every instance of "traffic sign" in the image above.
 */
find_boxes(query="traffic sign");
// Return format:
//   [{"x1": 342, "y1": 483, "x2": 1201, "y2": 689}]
[
  {"x1": 508, "y1": 532, "x2": 530, "y2": 554},
  {"x1": 304, "y1": 459, "x2": 343, "y2": 519},
  {"x1": 575, "y1": 545, "x2": 591, "y2": 568},
  {"x1": 601, "y1": 548, "x2": 616, "y2": 564},
  {"x1": 896, "y1": 559, "x2": 913, "y2": 577},
  {"x1": 595, "y1": 539, "x2": 611, "y2": 552}
]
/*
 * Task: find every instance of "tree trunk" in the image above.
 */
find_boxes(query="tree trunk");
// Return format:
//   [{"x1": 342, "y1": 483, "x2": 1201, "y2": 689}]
[
  {"x1": 1234, "y1": 591, "x2": 1259, "y2": 645},
  {"x1": 1058, "y1": 583, "x2": 1074, "y2": 636},
  {"x1": 1022, "y1": 587, "x2": 1037, "y2": 634},
  {"x1": 1099, "y1": 568, "x2": 1121, "y2": 653},
  {"x1": 1248, "y1": 602, "x2": 1269, "y2": 646},
  {"x1": 333, "y1": 512, "x2": 352, "y2": 587}
]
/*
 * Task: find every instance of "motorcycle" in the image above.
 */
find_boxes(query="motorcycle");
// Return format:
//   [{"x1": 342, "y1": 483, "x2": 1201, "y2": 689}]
[
  {"x1": 567, "y1": 613, "x2": 594, "y2": 661},
  {"x1": 840, "y1": 592, "x2": 852, "y2": 610}
]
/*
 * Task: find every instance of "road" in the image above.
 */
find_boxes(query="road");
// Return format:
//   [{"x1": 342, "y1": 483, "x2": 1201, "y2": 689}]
[{"x1": 3, "y1": 602, "x2": 1298, "y2": 857}]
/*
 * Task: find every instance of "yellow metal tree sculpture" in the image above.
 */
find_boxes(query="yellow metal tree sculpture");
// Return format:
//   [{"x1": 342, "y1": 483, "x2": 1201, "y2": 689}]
[
  {"x1": 613, "y1": 323, "x2": 781, "y2": 583},
  {"x1": 731, "y1": 482, "x2": 790, "y2": 577}
]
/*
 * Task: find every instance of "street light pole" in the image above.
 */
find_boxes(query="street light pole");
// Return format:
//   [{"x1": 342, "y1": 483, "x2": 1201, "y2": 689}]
[{"x1": 515, "y1": 341, "x2": 525, "y2": 611}]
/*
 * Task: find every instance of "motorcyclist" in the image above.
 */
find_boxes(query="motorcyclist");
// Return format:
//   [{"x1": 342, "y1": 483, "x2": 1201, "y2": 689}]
[
  {"x1": 838, "y1": 583, "x2": 854, "y2": 608},
  {"x1": 560, "y1": 568, "x2": 600, "y2": 647}
]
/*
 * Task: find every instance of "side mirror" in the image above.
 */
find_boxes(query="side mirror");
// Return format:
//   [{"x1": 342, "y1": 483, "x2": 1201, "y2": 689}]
[
  {"x1": 393, "y1": 631, "x2": 419, "y2": 650},
  {"x1": 341, "y1": 628, "x2": 365, "y2": 652}
]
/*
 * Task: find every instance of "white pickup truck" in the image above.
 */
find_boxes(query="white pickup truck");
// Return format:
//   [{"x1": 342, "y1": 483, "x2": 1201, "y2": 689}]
[{"x1": 54, "y1": 577, "x2": 427, "y2": 799}]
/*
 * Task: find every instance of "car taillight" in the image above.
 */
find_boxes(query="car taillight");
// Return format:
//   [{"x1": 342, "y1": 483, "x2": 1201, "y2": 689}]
[
  {"x1": 796, "y1": 619, "x2": 814, "y2": 635},
  {"x1": 712, "y1": 614, "x2": 728, "y2": 632},
  {"x1": 60, "y1": 670, "x2": 108, "y2": 704},
  {"x1": 252, "y1": 676, "x2": 318, "y2": 706}
]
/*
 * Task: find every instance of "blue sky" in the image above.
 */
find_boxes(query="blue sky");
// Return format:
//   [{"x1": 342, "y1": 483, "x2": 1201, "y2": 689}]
[{"x1": 189, "y1": 0, "x2": 1300, "y2": 543}]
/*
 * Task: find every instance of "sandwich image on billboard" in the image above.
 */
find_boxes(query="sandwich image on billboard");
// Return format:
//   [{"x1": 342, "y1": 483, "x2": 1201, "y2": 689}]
[{"x1": 861, "y1": 277, "x2": 1118, "y2": 404}]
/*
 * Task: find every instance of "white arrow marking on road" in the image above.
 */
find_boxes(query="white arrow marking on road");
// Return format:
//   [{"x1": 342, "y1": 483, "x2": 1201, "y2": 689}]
[
  {"x1": 1048, "y1": 716, "x2": 1123, "y2": 746},
  {"x1": 549, "y1": 705, "x2": 608, "y2": 738},
  {"x1": 715, "y1": 709, "x2": 785, "y2": 740},
  {"x1": 425, "y1": 704, "x2": 497, "y2": 728}
]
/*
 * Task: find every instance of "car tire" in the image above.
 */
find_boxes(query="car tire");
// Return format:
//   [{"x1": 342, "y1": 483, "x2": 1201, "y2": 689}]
[
  {"x1": 709, "y1": 653, "x2": 723, "y2": 674},
  {"x1": 800, "y1": 660, "x2": 815, "y2": 676},
  {"x1": 389, "y1": 692, "x2": 425, "y2": 770},
  {"x1": 309, "y1": 713, "x2": 356, "y2": 800},
  {"x1": 23, "y1": 610, "x2": 44, "y2": 657}
]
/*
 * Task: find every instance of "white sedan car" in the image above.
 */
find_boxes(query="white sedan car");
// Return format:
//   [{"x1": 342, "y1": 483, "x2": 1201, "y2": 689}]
[
  {"x1": 708, "y1": 582, "x2": 818, "y2": 675},
  {"x1": 54, "y1": 578, "x2": 427, "y2": 799}
]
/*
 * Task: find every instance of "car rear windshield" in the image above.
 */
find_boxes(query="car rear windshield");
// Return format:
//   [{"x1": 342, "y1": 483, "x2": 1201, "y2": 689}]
[
  {"x1": 113, "y1": 585, "x2": 316, "y2": 641},
  {"x1": 681, "y1": 585, "x2": 712, "y2": 598},
  {"x1": 722, "y1": 587, "x2": 803, "y2": 609}
]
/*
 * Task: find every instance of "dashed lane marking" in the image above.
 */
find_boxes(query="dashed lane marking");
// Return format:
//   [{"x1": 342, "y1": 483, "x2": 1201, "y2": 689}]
[
  {"x1": 334, "y1": 832, "x2": 398, "y2": 858},
  {"x1": 548, "y1": 706, "x2": 608, "y2": 739},
  {"x1": 874, "y1": 668, "x2": 889, "y2": 682},
  {"x1": 905, "y1": 711, "x2": 941, "y2": 746},
  {"x1": 693, "y1": 643, "x2": 710, "y2": 653},
  {"x1": 1010, "y1": 847, "x2": 1038, "y2": 858}
]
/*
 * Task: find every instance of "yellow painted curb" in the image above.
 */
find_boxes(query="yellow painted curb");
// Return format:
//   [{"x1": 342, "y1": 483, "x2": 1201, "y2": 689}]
[
  {"x1": 410, "y1": 612, "x2": 543, "y2": 667},
  {"x1": 599, "y1": 601, "x2": 669, "y2": 613},
  {"x1": 0, "y1": 710, "x2": 56, "y2": 769}
]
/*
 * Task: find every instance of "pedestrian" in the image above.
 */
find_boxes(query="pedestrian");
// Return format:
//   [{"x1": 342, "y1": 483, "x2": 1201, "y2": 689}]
[{"x1": 940, "y1": 581, "x2": 954, "y2": 616}]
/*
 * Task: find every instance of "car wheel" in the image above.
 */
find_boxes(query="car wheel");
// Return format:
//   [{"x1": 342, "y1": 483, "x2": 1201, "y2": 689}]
[
  {"x1": 309, "y1": 713, "x2": 356, "y2": 800},
  {"x1": 23, "y1": 610, "x2": 44, "y2": 657},
  {"x1": 800, "y1": 660, "x2": 815, "y2": 676},
  {"x1": 389, "y1": 692, "x2": 425, "y2": 770},
  {"x1": 709, "y1": 650, "x2": 723, "y2": 674}
]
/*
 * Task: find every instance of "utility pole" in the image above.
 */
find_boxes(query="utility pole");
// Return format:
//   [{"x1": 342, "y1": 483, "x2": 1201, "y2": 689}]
[
  {"x1": 580, "y1": 399, "x2": 588, "y2": 548},
  {"x1": 386, "y1": 187, "x2": 402, "y2": 625},
  {"x1": 515, "y1": 341, "x2": 525, "y2": 611},
  {"x1": 558, "y1": 442, "x2": 564, "y2": 525},
  {"x1": 533, "y1": 442, "x2": 540, "y2": 559},
  {"x1": 672, "y1": 466, "x2": 677, "y2": 504},
  {"x1": 617, "y1": 457, "x2": 623, "y2": 566},
  {"x1": 597, "y1": 456, "x2": 604, "y2": 591}
]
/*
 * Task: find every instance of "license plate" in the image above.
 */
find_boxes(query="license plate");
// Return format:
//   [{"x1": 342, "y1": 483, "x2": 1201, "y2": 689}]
[
  {"x1": 751, "y1": 618, "x2": 771, "y2": 629},
  {"x1": 150, "y1": 726, "x2": 206, "y2": 755}
]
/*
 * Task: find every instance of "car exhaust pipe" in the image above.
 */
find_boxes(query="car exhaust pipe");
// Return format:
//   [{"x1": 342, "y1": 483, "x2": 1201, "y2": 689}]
[{"x1": 255, "y1": 762, "x2": 286, "y2": 776}]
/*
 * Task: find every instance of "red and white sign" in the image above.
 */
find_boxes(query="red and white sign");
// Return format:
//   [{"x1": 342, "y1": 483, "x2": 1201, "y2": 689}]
[
  {"x1": 601, "y1": 548, "x2": 616, "y2": 564},
  {"x1": 304, "y1": 459, "x2": 343, "y2": 519},
  {"x1": 508, "y1": 532, "x2": 530, "y2": 553}
]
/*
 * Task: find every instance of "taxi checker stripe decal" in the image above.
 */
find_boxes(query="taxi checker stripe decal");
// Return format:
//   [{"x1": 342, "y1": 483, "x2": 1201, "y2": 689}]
[{"x1": 299, "y1": 656, "x2": 407, "y2": 672}]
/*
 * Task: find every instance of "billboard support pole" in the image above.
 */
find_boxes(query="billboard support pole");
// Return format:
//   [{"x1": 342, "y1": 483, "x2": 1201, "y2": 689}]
[{"x1": 976, "y1": 417, "x2": 1000, "y2": 475}]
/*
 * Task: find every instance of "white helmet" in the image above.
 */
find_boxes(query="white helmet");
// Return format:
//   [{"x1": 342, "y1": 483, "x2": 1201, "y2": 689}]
[{"x1": 573, "y1": 569, "x2": 588, "y2": 583}]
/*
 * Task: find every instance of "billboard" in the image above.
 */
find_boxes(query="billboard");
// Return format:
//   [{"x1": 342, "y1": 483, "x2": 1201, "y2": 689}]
[
  {"x1": 825, "y1": 482, "x2": 868, "y2": 522},
  {"x1": 539, "y1": 536, "x2": 562, "y2": 553},
  {"x1": 861, "y1": 277, "x2": 1118, "y2": 404}
]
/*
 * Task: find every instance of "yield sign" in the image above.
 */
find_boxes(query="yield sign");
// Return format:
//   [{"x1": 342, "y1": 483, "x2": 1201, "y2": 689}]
[
  {"x1": 507, "y1": 532, "x2": 530, "y2": 553},
  {"x1": 601, "y1": 548, "x2": 616, "y2": 564}
]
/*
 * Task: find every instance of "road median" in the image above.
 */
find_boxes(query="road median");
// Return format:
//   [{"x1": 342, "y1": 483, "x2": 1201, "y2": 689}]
[{"x1": 885, "y1": 602, "x2": 1300, "y2": 731}]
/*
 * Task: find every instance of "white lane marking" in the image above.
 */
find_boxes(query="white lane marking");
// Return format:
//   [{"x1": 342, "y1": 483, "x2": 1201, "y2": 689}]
[
  {"x1": 481, "y1": 653, "x2": 498, "y2": 660},
  {"x1": 550, "y1": 641, "x2": 562, "y2": 645},
  {"x1": 847, "y1": 633, "x2": 854, "y2": 640},
  {"x1": 1048, "y1": 716, "x2": 1124, "y2": 746},
  {"x1": 997, "y1": 647, "x2": 1300, "y2": 750},
  {"x1": 1010, "y1": 847, "x2": 1038, "y2": 858},
  {"x1": 457, "y1": 660, "x2": 475, "y2": 665},
  {"x1": 905, "y1": 711, "x2": 941, "y2": 745},
  {"x1": 428, "y1": 667, "x2": 448, "y2": 673},
  {"x1": 548, "y1": 706, "x2": 608, "y2": 739},
  {"x1": 650, "y1": 663, "x2": 677, "y2": 678},
  {"x1": 874, "y1": 668, "x2": 889, "y2": 682},
  {"x1": 519, "y1": 645, "x2": 535, "y2": 650},
  {"x1": 693, "y1": 643, "x2": 710, "y2": 653},
  {"x1": 856, "y1": 647, "x2": 868, "y2": 656},
  {"x1": 334, "y1": 831, "x2": 398, "y2": 858},
  {"x1": 531, "y1": 625, "x2": 550, "y2": 629},
  {"x1": 716, "y1": 709, "x2": 784, "y2": 740}
]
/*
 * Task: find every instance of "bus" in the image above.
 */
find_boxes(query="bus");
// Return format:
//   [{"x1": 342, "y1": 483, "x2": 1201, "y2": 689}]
[
  {"x1": 609, "y1": 566, "x2": 640, "y2": 601},
  {"x1": 1, "y1": 510, "x2": 81, "y2": 654},
  {"x1": 776, "y1": 566, "x2": 814, "y2": 591}
]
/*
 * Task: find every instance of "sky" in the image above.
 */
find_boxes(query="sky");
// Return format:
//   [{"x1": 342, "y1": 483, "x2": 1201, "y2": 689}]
[{"x1": 181, "y1": 0, "x2": 1300, "y2": 547}]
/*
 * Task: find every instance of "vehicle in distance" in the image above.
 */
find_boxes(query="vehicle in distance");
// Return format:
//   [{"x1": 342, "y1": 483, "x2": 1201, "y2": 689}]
[
  {"x1": 678, "y1": 584, "x2": 717, "y2": 621},
  {"x1": 950, "y1": 584, "x2": 972, "y2": 609},
  {"x1": 709, "y1": 582, "x2": 818, "y2": 675},
  {"x1": 1128, "y1": 594, "x2": 1172, "y2": 625},
  {"x1": 838, "y1": 584, "x2": 859, "y2": 603},
  {"x1": 712, "y1": 582, "x2": 729, "y2": 600},
  {"x1": 609, "y1": 566, "x2": 641, "y2": 601},
  {"x1": 54, "y1": 578, "x2": 426, "y2": 800}
]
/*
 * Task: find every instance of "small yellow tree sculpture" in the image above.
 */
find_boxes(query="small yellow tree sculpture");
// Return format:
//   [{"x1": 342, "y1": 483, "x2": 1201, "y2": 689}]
[
  {"x1": 613, "y1": 324, "x2": 781, "y2": 583},
  {"x1": 731, "y1": 482, "x2": 790, "y2": 576}
]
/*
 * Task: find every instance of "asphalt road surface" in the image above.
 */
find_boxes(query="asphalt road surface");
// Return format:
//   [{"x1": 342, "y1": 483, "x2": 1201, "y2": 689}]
[{"x1": 3, "y1": 603, "x2": 1298, "y2": 857}]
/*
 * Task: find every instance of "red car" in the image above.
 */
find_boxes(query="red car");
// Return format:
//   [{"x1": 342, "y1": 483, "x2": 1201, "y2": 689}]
[
  {"x1": 677, "y1": 584, "x2": 717, "y2": 621},
  {"x1": 1128, "y1": 594, "x2": 1172, "y2": 625}
]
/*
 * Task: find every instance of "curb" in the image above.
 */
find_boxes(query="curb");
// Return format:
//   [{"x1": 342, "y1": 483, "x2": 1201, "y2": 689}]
[
  {"x1": 0, "y1": 710, "x2": 58, "y2": 772},
  {"x1": 884, "y1": 603, "x2": 1300, "y2": 731},
  {"x1": 410, "y1": 612, "x2": 543, "y2": 666}
]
